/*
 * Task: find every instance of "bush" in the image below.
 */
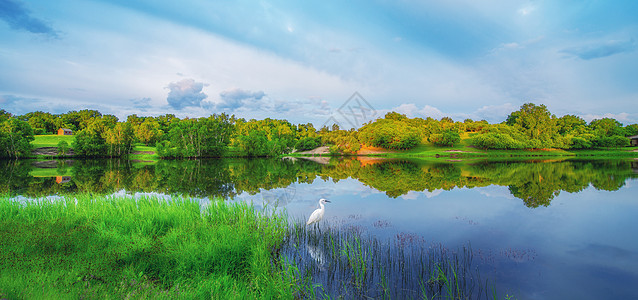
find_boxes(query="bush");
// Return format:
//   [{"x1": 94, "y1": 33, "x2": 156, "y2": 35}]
[
  {"x1": 57, "y1": 140, "x2": 69, "y2": 155},
  {"x1": 430, "y1": 130, "x2": 461, "y2": 147},
  {"x1": 295, "y1": 136, "x2": 320, "y2": 151}
]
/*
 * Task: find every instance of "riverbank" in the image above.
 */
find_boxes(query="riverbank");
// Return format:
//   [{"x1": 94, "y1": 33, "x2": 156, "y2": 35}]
[
  {"x1": 0, "y1": 195, "x2": 297, "y2": 299},
  {"x1": 28, "y1": 135, "x2": 638, "y2": 160},
  {"x1": 0, "y1": 193, "x2": 512, "y2": 299}
]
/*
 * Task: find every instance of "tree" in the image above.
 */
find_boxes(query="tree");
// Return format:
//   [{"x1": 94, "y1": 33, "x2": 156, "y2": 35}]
[
  {"x1": 105, "y1": 122, "x2": 134, "y2": 157},
  {"x1": 589, "y1": 118, "x2": 624, "y2": 137},
  {"x1": 157, "y1": 114, "x2": 234, "y2": 158},
  {"x1": 135, "y1": 118, "x2": 163, "y2": 146},
  {"x1": 20, "y1": 111, "x2": 57, "y2": 134},
  {"x1": 625, "y1": 124, "x2": 638, "y2": 136},
  {"x1": 0, "y1": 118, "x2": 34, "y2": 158},
  {"x1": 507, "y1": 103, "x2": 559, "y2": 148},
  {"x1": 358, "y1": 113, "x2": 420, "y2": 150},
  {"x1": 0, "y1": 109, "x2": 11, "y2": 123},
  {"x1": 557, "y1": 115, "x2": 586, "y2": 135},
  {"x1": 57, "y1": 140, "x2": 70, "y2": 156},
  {"x1": 430, "y1": 129, "x2": 461, "y2": 147}
]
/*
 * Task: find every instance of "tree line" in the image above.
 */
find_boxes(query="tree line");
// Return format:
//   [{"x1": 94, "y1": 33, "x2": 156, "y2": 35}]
[
  {"x1": 2, "y1": 157, "x2": 635, "y2": 208},
  {"x1": 1, "y1": 103, "x2": 637, "y2": 158}
]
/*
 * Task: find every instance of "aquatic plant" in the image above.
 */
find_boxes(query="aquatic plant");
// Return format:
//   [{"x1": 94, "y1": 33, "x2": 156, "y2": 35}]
[{"x1": 281, "y1": 220, "x2": 503, "y2": 299}]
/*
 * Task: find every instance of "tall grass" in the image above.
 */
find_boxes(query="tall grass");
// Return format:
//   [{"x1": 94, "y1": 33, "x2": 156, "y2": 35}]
[
  {"x1": 0, "y1": 194, "x2": 299, "y2": 299},
  {"x1": 282, "y1": 221, "x2": 503, "y2": 299}
]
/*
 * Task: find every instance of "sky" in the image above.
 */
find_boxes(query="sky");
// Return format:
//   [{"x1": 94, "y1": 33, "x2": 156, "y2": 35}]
[{"x1": 1, "y1": 0, "x2": 637, "y2": 127}]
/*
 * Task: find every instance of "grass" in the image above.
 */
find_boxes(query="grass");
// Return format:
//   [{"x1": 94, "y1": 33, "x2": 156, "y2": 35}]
[
  {"x1": 0, "y1": 194, "x2": 302, "y2": 299},
  {"x1": 130, "y1": 144, "x2": 160, "y2": 163},
  {"x1": 0, "y1": 192, "x2": 516, "y2": 299},
  {"x1": 282, "y1": 221, "x2": 509, "y2": 299},
  {"x1": 32, "y1": 135, "x2": 75, "y2": 149}
]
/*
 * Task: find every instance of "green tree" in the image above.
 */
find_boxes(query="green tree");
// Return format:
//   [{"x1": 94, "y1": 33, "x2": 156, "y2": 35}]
[
  {"x1": 135, "y1": 118, "x2": 163, "y2": 146},
  {"x1": 589, "y1": 118, "x2": 624, "y2": 137},
  {"x1": 105, "y1": 122, "x2": 135, "y2": 157},
  {"x1": 57, "y1": 140, "x2": 70, "y2": 156},
  {"x1": 158, "y1": 114, "x2": 234, "y2": 158},
  {"x1": 0, "y1": 118, "x2": 35, "y2": 158},
  {"x1": 507, "y1": 103, "x2": 559, "y2": 148},
  {"x1": 20, "y1": 111, "x2": 57, "y2": 134},
  {"x1": 557, "y1": 115, "x2": 586, "y2": 135},
  {"x1": 358, "y1": 113, "x2": 419, "y2": 150},
  {"x1": 430, "y1": 129, "x2": 461, "y2": 147}
]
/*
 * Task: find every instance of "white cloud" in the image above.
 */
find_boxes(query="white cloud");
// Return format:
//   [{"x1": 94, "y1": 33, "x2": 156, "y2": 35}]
[{"x1": 166, "y1": 79, "x2": 208, "y2": 110}]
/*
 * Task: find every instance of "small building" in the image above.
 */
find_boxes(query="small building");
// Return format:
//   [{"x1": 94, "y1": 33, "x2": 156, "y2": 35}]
[
  {"x1": 58, "y1": 128, "x2": 73, "y2": 135},
  {"x1": 630, "y1": 135, "x2": 638, "y2": 147},
  {"x1": 55, "y1": 176, "x2": 72, "y2": 184}
]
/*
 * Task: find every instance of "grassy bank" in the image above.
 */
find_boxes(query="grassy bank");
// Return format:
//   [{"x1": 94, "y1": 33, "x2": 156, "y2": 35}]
[
  {"x1": 32, "y1": 135, "x2": 76, "y2": 148},
  {"x1": 0, "y1": 194, "x2": 298, "y2": 299}
]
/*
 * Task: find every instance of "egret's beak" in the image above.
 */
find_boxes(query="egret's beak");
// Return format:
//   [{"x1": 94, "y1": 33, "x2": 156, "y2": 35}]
[{"x1": 324, "y1": 200, "x2": 331, "y2": 203}]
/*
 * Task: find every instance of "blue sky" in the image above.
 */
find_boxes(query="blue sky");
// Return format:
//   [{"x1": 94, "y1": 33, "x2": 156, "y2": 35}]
[{"x1": 1, "y1": 0, "x2": 637, "y2": 126}]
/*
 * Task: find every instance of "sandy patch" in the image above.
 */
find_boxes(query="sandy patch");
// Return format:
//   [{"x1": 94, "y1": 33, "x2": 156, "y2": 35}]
[{"x1": 296, "y1": 146, "x2": 330, "y2": 155}]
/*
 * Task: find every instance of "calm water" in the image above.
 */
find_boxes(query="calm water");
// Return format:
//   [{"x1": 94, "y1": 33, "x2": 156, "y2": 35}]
[{"x1": 2, "y1": 157, "x2": 638, "y2": 299}]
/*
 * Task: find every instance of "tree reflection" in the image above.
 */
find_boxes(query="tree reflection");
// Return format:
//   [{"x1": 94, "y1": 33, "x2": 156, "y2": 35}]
[{"x1": 2, "y1": 157, "x2": 636, "y2": 208}]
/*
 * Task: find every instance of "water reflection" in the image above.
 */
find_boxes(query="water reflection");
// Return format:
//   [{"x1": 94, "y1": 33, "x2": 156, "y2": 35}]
[{"x1": 1, "y1": 157, "x2": 637, "y2": 208}]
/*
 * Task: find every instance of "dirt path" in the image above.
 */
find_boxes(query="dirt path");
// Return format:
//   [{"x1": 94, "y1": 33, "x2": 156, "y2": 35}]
[{"x1": 296, "y1": 146, "x2": 330, "y2": 155}]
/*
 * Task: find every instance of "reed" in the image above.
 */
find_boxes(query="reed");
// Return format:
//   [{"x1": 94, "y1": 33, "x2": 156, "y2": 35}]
[
  {"x1": 0, "y1": 194, "x2": 298, "y2": 299},
  {"x1": 281, "y1": 220, "x2": 506, "y2": 299}
]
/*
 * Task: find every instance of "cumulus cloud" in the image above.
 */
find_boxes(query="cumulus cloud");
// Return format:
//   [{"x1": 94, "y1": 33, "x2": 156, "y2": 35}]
[
  {"x1": 217, "y1": 88, "x2": 266, "y2": 110},
  {"x1": 0, "y1": 0, "x2": 59, "y2": 37},
  {"x1": 581, "y1": 112, "x2": 633, "y2": 124},
  {"x1": 561, "y1": 39, "x2": 636, "y2": 60},
  {"x1": 166, "y1": 79, "x2": 208, "y2": 110}
]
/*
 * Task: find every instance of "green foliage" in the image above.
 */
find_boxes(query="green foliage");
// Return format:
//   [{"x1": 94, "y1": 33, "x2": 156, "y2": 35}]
[
  {"x1": 590, "y1": 118, "x2": 624, "y2": 137},
  {"x1": 569, "y1": 136, "x2": 593, "y2": 149},
  {"x1": 322, "y1": 128, "x2": 361, "y2": 154},
  {"x1": 232, "y1": 118, "x2": 297, "y2": 157},
  {"x1": 508, "y1": 103, "x2": 559, "y2": 148},
  {"x1": 429, "y1": 129, "x2": 461, "y2": 147},
  {"x1": 0, "y1": 195, "x2": 295, "y2": 299},
  {"x1": 57, "y1": 140, "x2": 70, "y2": 155},
  {"x1": 557, "y1": 115, "x2": 586, "y2": 135},
  {"x1": 135, "y1": 118, "x2": 163, "y2": 146},
  {"x1": 73, "y1": 118, "x2": 134, "y2": 158},
  {"x1": 594, "y1": 135, "x2": 630, "y2": 149},
  {"x1": 625, "y1": 124, "x2": 638, "y2": 136},
  {"x1": 157, "y1": 114, "x2": 234, "y2": 158},
  {"x1": 295, "y1": 136, "x2": 320, "y2": 151},
  {"x1": 358, "y1": 114, "x2": 420, "y2": 150},
  {"x1": 0, "y1": 117, "x2": 35, "y2": 158}
]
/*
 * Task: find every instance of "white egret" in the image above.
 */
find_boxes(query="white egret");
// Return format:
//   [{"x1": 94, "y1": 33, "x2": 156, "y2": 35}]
[{"x1": 306, "y1": 198, "x2": 330, "y2": 225}]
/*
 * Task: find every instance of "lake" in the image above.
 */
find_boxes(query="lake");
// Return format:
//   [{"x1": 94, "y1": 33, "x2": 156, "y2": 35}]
[{"x1": 2, "y1": 157, "x2": 638, "y2": 299}]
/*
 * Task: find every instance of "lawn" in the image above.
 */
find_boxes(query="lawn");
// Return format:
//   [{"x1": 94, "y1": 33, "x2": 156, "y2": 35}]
[
  {"x1": 130, "y1": 143, "x2": 159, "y2": 163},
  {"x1": 32, "y1": 134, "x2": 75, "y2": 148}
]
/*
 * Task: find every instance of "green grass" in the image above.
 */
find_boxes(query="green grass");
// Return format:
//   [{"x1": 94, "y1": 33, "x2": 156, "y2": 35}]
[
  {"x1": 130, "y1": 144, "x2": 160, "y2": 163},
  {"x1": 32, "y1": 135, "x2": 75, "y2": 148},
  {"x1": 0, "y1": 194, "x2": 302, "y2": 299}
]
